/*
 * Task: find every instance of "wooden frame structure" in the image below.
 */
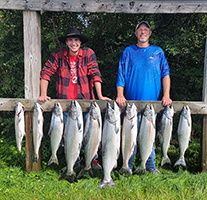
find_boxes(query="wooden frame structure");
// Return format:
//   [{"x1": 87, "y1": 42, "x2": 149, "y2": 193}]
[{"x1": 0, "y1": 0, "x2": 207, "y2": 173}]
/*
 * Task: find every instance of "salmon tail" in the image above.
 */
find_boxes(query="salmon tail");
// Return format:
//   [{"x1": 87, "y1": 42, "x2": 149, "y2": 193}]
[
  {"x1": 161, "y1": 156, "x2": 171, "y2": 167},
  {"x1": 98, "y1": 178, "x2": 116, "y2": 190},
  {"x1": 48, "y1": 155, "x2": 59, "y2": 166},
  {"x1": 58, "y1": 171, "x2": 77, "y2": 183},
  {"x1": 119, "y1": 167, "x2": 132, "y2": 175},
  {"x1": 77, "y1": 168, "x2": 93, "y2": 179},
  {"x1": 133, "y1": 165, "x2": 146, "y2": 175},
  {"x1": 174, "y1": 158, "x2": 186, "y2": 168}
]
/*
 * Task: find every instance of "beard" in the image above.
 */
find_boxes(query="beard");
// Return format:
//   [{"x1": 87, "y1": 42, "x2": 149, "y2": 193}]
[{"x1": 138, "y1": 38, "x2": 148, "y2": 43}]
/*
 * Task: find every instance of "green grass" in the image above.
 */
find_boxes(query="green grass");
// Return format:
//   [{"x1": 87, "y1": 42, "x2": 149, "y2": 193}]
[
  {"x1": 0, "y1": 131, "x2": 206, "y2": 199},
  {"x1": 0, "y1": 166, "x2": 207, "y2": 200}
]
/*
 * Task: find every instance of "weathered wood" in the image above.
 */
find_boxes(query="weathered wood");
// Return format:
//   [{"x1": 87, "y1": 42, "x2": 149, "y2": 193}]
[
  {"x1": 0, "y1": 0, "x2": 207, "y2": 13},
  {"x1": 24, "y1": 11, "x2": 41, "y2": 99},
  {"x1": 0, "y1": 98, "x2": 207, "y2": 114},
  {"x1": 23, "y1": 11, "x2": 42, "y2": 173},
  {"x1": 202, "y1": 116, "x2": 207, "y2": 172},
  {"x1": 25, "y1": 112, "x2": 41, "y2": 173},
  {"x1": 201, "y1": 31, "x2": 207, "y2": 172}
]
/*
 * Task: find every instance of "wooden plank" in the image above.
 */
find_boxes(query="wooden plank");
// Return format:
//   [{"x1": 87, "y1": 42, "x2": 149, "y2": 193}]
[
  {"x1": 0, "y1": 0, "x2": 207, "y2": 13},
  {"x1": 25, "y1": 112, "x2": 41, "y2": 173},
  {"x1": 202, "y1": 116, "x2": 207, "y2": 172},
  {"x1": 23, "y1": 11, "x2": 42, "y2": 173},
  {"x1": 24, "y1": 11, "x2": 41, "y2": 99},
  {"x1": 0, "y1": 98, "x2": 207, "y2": 114},
  {"x1": 201, "y1": 31, "x2": 207, "y2": 172}
]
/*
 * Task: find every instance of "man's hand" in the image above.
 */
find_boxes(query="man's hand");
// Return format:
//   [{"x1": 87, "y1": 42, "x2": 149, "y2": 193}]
[
  {"x1": 37, "y1": 95, "x2": 51, "y2": 102},
  {"x1": 98, "y1": 96, "x2": 111, "y2": 101},
  {"x1": 162, "y1": 96, "x2": 172, "y2": 106},
  {"x1": 116, "y1": 96, "x2": 126, "y2": 107}
]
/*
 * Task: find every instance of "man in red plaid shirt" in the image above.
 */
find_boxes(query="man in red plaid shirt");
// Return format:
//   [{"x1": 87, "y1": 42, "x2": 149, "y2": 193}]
[
  {"x1": 38, "y1": 27, "x2": 110, "y2": 170},
  {"x1": 38, "y1": 27, "x2": 110, "y2": 102}
]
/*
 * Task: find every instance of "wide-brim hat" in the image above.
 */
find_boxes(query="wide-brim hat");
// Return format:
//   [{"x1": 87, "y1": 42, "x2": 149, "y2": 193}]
[{"x1": 58, "y1": 27, "x2": 89, "y2": 44}]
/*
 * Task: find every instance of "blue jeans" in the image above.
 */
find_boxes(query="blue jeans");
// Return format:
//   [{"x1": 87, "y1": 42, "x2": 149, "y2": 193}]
[{"x1": 128, "y1": 113, "x2": 157, "y2": 171}]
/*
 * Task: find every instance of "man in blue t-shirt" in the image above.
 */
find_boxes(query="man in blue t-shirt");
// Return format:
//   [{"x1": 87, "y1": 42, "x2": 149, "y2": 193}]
[{"x1": 116, "y1": 21, "x2": 172, "y2": 173}]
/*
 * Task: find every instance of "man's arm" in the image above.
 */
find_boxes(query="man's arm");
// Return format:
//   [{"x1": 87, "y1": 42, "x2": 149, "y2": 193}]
[
  {"x1": 94, "y1": 82, "x2": 111, "y2": 101},
  {"x1": 162, "y1": 75, "x2": 172, "y2": 106},
  {"x1": 116, "y1": 86, "x2": 126, "y2": 107},
  {"x1": 37, "y1": 79, "x2": 51, "y2": 102}
]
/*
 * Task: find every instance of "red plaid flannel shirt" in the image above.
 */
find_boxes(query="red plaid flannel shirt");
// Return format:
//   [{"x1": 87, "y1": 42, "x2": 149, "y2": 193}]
[{"x1": 40, "y1": 47, "x2": 102, "y2": 99}]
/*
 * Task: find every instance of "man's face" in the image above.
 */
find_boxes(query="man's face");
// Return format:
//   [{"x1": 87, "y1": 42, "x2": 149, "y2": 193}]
[
  {"x1": 135, "y1": 23, "x2": 152, "y2": 43},
  {"x1": 66, "y1": 37, "x2": 81, "y2": 55}
]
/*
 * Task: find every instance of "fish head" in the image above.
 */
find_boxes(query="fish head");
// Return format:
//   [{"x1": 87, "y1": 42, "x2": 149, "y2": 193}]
[
  {"x1": 181, "y1": 105, "x2": 191, "y2": 117},
  {"x1": 90, "y1": 101, "x2": 101, "y2": 120},
  {"x1": 143, "y1": 104, "x2": 155, "y2": 121},
  {"x1": 125, "y1": 103, "x2": 138, "y2": 120},
  {"x1": 105, "y1": 102, "x2": 119, "y2": 123},
  {"x1": 34, "y1": 102, "x2": 43, "y2": 114},
  {"x1": 68, "y1": 100, "x2": 82, "y2": 120},
  {"x1": 164, "y1": 105, "x2": 174, "y2": 119},
  {"x1": 15, "y1": 102, "x2": 25, "y2": 117},
  {"x1": 53, "y1": 102, "x2": 63, "y2": 116}
]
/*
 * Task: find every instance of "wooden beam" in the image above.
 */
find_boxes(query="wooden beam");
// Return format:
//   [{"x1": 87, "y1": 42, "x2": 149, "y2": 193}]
[
  {"x1": 24, "y1": 11, "x2": 41, "y2": 99},
  {"x1": 0, "y1": 0, "x2": 207, "y2": 14},
  {"x1": 0, "y1": 98, "x2": 207, "y2": 114},
  {"x1": 23, "y1": 11, "x2": 42, "y2": 173},
  {"x1": 201, "y1": 31, "x2": 207, "y2": 172}
]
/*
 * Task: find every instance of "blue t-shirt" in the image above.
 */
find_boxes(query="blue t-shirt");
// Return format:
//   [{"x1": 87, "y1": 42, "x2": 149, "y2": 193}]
[{"x1": 116, "y1": 44, "x2": 170, "y2": 101}]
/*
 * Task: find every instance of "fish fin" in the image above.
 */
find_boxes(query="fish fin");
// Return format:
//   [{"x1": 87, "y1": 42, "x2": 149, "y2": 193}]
[
  {"x1": 115, "y1": 123, "x2": 120, "y2": 134},
  {"x1": 77, "y1": 168, "x2": 93, "y2": 179},
  {"x1": 97, "y1": 118, "x2": 101, "y2": 128},
  {"x1": 48, "y1": 155, "x2": 59, "y2": 166},
  {"x1": 187, "y1": 118, "x2": 191, "y2": 127},
  {"x1": 161, "y1": 156, "x2": 171, "y2": 167},
  {"x1": 77, "y1": 119, "x2": 82, "y2": 131},
  {"x1": 119, "y1": 167, "x2": 132, "y2": 175},
  {"x1": 98, "y1": 178, "x2": 116, "y2": 190},
  {"x1": 59, "y1": 173, "x2": 77, "y2": 183},
  {"x1": 174, "y1": 158, "x2": 186, "y2": 168},
  {"x1": 133, "y1": 166, "x2": 146, "y2": 175}
]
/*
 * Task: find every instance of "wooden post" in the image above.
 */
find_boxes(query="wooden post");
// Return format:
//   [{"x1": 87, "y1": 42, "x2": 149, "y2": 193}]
[
  {"x1": 202, "y1": 31, "x2": 207, "y2": 172},
  {"x1": 24, "y1": 11, "x2": 41, "y2": 173}
]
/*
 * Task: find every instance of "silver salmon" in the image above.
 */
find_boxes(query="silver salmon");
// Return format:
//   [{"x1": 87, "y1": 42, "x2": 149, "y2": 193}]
[
  {"x1": 98, "y1": 102, "x2": 121, "y2": 190},
  {"x1": 134, "y1": 104, "x2": 156, "y2": 174},
  {"x1": 48, "y1": 103, "x2": 64, "y2": 166},
  {"x1": 119, "y1": 103, "x2": 138, "y2": 175},
  {"x1": 77, "y1": 102, "x2": 102, "y2": 179},
  {"x1": 15, "y1": 102, "x2": 25, "y2": 153},
  {"x1": 60, "y1": 100, "x2": 83, "y2": 183},
  {"x1": 174, "y1": 105, "x2": 191, "y2": 168},
  {"x1": 158, "y1": 105, "x2": 174, "y2": 166},
  {"x1": 33, "y1": 102, "x2": 44, "y2": 162}
]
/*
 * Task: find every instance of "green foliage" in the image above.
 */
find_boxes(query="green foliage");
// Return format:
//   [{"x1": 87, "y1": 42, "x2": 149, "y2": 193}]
[{"x1": 1, "y1": 10, "x2": 207, "y2": 176}]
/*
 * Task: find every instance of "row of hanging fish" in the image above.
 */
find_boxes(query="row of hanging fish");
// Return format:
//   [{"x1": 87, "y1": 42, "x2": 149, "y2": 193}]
[{"x1": 14, "y1": 101, "x2": 192, "y2": 189}]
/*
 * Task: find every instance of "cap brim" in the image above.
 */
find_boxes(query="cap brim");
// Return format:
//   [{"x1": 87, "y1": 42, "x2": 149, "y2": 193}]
[{"x1": 135, "y1": 22, "x2": 151, "y2": 30}]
